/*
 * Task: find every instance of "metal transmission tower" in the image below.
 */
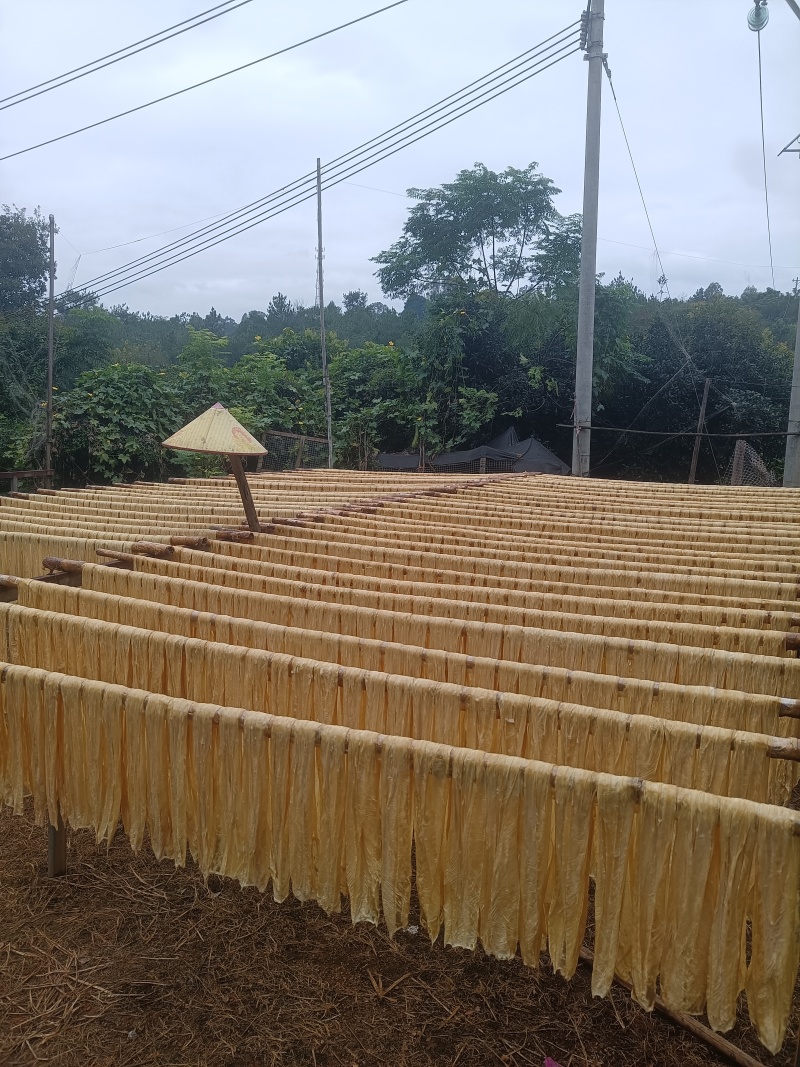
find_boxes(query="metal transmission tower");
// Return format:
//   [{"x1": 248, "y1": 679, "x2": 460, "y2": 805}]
[{"x1": 572, "y1": 0, "x2": 605, "y2": 477}]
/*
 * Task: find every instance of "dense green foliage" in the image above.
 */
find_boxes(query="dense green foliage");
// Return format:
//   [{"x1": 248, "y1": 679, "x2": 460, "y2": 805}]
[{"x1": 0, "y1": 168, "x2": 796, "y2": 485}]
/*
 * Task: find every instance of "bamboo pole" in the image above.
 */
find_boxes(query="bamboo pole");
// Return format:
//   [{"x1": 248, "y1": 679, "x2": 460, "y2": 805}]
[{"x1": 578, "y1": 947, "x2": 767, "y2": 1067}]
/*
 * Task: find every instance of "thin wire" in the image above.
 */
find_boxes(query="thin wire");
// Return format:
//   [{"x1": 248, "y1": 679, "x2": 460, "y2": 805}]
[
  {"x1": 71, "y1": 31, "x2": 580, "y2": 296},
  {"x1": 58, "y1": 231, "x2": 81, "y2": 256},
  {"x1": 0, "y1": 0, "x2": 410, "y2": 164},
  {"x1": 558, "y1": 423, "x2": 792, "y2": 438},
  {"x1": 90, "y1": 44, "x2": 581, "y2": 296},
  {"x1": 597, "y1": 235, "x2": 790, "y2": 271},
  {"x1": 80, "y1": 213, "x2": 236, "y2": 255},
  {"x1": 0, "y1": 0, "x2": 254, "y2": 111},
  {"x1": 596, "y1": 61, "x2": 702, "y2": 468},
  {"x1": 74, "y1": 24, "x2": 580, "y2": 291},
  {"x1": 88, "y1": 43, "x2": 581, "y2": 298},
  {"x1": 756, "y1": 30, "x2": 776, "y2": 288},
  {"x1": 343, "y1": 181, "x2": 410, "y2": 197}
]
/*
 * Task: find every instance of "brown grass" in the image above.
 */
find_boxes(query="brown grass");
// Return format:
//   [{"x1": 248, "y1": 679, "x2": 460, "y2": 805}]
[{"x1": 1, "y1": 801, "x2": 795, "y2": 1067}]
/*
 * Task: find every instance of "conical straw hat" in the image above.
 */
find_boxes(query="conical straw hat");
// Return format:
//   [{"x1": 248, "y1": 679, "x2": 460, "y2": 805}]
[{"x1": 163, "y1": 403, "x2": 267, "y2": 456}]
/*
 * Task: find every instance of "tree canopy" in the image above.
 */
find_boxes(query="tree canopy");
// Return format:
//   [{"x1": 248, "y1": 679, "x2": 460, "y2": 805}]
[
  {"x1": 0, "y1": 170, "x2": 796, "y2": 485},
  {"x1": 0, "y1": 205, "x2": 50, "y2": 314},
  {"x1": 373, "y1": 163, "x2": 580, "y2": 298}
]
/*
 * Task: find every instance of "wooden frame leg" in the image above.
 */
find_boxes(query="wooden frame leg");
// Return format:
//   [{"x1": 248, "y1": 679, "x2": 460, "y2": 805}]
[
  {"x1": 48, "y1": 807, "x2": 67, "y2": 877},
  {"x1": 229, "y1": 454, "x2": 261, "y2": 533}
]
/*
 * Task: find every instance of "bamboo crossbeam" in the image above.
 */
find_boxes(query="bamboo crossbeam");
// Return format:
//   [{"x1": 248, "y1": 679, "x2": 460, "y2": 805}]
[
  {"x1": 212, "y1": 528, "x2": 254, "y2": 542},
  {"x1": 780, "y1": 698, "x2": 800, "y2": 719},
  {"x1": 130, "y1": 541, "x2": 175, "y2": 558},
  {"x1": 95, "y1": 549, "x2": 135, "y2": 564},
  {"x1": 169, "y1": 536, "x2": 212, "y2": 550},
  {"x1": 42, "y1": 556, "x2": 84, "y2": 574},
  {"x1": 767, "y1": 738, "x2": 800, "y2": 761}
]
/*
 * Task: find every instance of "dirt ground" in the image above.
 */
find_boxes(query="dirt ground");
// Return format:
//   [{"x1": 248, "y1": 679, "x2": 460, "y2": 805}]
[{"x1": 1, "y1": 802, "x2": 796, "y2": 1067}]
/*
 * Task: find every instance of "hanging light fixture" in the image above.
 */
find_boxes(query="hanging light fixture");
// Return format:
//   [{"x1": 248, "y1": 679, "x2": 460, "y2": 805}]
[{"x1": 747, "y1": 0, "x2": 769, "y2": 31}]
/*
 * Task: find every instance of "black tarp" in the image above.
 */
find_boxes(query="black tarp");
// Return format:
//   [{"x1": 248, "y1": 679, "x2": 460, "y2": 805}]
[{"x1": 378, "y1": 426, "x2": 569, "y2": 475}]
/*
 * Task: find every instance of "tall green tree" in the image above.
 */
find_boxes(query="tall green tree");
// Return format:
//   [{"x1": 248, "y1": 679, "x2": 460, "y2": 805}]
[
  {"x1": 0, "y1": 205, "x2": 50, "y2": 313},
  {"x1": 373, "y1": 163, "x2": 577, "y2": 298}
]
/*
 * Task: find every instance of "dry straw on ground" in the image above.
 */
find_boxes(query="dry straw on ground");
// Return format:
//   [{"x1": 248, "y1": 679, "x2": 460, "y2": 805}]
[{"x1": 1, "y1": 802, "x2": 796, "y2": 1067}]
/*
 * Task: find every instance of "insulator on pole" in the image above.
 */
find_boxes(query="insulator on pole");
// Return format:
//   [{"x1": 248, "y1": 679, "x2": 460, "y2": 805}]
[{"x1": 747, "y1": 0, "x2": 769, "y2": 32}]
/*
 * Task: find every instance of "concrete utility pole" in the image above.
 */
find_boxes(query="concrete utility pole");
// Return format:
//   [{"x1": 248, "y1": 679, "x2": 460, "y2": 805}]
[
  {"x1": 783, "y1": 287, "x2": 800, "y2": 486},
  {"x1": 779, "y1": 0, "x2": 800, "y2": 484},
  {"x1": 688, "y1": 377, "x2": 711, "y2": 484},
  {"x1": 316, "y1": 158, "x2": 334, "y2": 469},
  {"x1": 572, "y1": 0, "x2": 605, "y2": 477},
  {"x1": 44, "y1": 214, "x2": 55, "y2": 474}
]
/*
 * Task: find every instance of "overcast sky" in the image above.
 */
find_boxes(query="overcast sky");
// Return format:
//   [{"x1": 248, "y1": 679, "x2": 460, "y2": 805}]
[{"x1": 2, "y1": 0, "x2": 798, "y2": 319}]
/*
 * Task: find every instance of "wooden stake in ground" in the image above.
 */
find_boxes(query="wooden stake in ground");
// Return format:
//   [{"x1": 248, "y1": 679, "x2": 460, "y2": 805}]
[
  {"x1": 688, "y1": 377, "x2": 711, "y2": 484},
  {"x1": 48, "y1": 806, "x2": 67, "y2": 878},
  {"x1": 162, "y1": 403, "x2": 267, "y2": 532}
]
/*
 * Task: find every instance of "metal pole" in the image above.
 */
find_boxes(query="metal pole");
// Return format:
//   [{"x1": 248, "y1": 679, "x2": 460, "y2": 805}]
[
  {"x1": 688, "y1": 377, "x2": 711, "y2": 484},
  {"x1": 572, "y1": 0, "x2": 605, "y2": 477},
  {"x1": 316, "y1": 159, "x2": 334, "y2": 469},
  {"x1": 784, "y1": 291, "x2": 800, "y2": 486},
  {"x1": 45, "y1": 214, "x2": 55, "y2": 474}
]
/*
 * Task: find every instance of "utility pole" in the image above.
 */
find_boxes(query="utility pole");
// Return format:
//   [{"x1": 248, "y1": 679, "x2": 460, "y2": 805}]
[
  {"x1": 572, "y1": 0, "x2": 605, "y2": 477},
  {"x1": 688, "y1": 377, "x2": 711, "y2": 484},
  {"x1": 784, "y1": 289, "x2": 800, "y2": 486},
  {"x1": 316, "y1": 158, "x2": 334, "y2": 469},
  {"x1": 45, "y1": 214, "x2": 55, "y2": 475}
]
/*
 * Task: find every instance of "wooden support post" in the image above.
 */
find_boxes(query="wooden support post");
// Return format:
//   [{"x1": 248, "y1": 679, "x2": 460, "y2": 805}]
[
  {"x1": 228, "y1": 454, "x2": 261, "y2": 533},
  {"x1": 731, "y1": 439, "x2": 747, "y2": 486},
  {"x1": 10, "y1": 475, "x2": 18, "y2": 494},
  {"x1": 688, "y1": 376, "x2": 711, "y2": 484},
  {"x1": 48, "y1": 807, "x2": 67, "y2": 878},
  {"x1": 295, "y1": 436, "x2": 306, "y2": 469}
]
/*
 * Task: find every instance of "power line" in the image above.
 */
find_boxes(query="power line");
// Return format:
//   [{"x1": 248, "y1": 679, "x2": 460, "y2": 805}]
[
  {"x1": 73, "y1": 24, "x2": 579, "y2": 292},
  {"x1": 89, "y1": 40, "x2": 582, "y2": 298},
  {"x1": 597, "y1": 236, "x2": 793, "y2": 273},
  {"x1": 67, "y1": 26, "x2": 581, "y2": 298},
  {"x1": 0, "y1": 0, "x2": 410, "y2": 164},
  {"x1": 557, "y1": 424, "x2": 796, "y2": 438},
  {"x1": 755, "y1": 28, "x2": 776, "y2": 288},
  {"x1": 596, "y1": 60, "x2": 707, "y2": 468},
  {"x1": 0, "y1": 0, "x2": 255, "y2": 112}
]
